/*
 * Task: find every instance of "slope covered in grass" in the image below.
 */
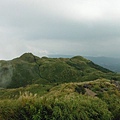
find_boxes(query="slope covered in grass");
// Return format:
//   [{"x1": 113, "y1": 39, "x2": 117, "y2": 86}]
[{"x1": 0, "y1": 79, "x2": 120, "y2": 120}]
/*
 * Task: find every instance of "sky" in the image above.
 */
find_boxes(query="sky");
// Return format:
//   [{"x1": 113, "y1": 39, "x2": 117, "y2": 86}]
[{"x1": 0, "y1": 0, "x2": 120, "y2": 60}]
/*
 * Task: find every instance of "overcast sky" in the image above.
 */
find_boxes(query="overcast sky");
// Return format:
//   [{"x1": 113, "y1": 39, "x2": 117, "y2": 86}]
[{"x1": 0, "y1": 0, "x2": 120, "y2": 59}]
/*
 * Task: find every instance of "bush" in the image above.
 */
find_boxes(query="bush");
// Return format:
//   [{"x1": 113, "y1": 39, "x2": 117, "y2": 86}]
[{"x1": 75, "y1": 85, "x2": 86, "y2": 94}]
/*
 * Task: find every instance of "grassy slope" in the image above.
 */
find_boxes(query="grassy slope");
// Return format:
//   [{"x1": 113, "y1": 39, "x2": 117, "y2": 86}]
[{"x1": 0, "y1": 79, "x2": 120, "y2": 120}]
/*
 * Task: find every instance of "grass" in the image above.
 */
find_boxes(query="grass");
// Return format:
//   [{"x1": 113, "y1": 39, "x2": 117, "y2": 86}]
[
  {"x1": 0, "y1": 83, "x2": 55, "y2": 99},
  {"x1": 0, "y1": 79, "x2": 120, "y2": 120}
]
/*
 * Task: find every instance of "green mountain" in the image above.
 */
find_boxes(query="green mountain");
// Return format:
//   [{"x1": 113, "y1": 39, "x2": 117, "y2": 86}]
[
  {"x1": 0, "y1": 53, "x2": 120, "y2": 88},
  {"x1": 49, "y1": 54, "x2": 120, "y2": 73}
]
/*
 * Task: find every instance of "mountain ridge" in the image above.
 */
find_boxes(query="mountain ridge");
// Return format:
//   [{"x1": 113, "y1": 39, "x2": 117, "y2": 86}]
[{"x1": 0, "y1": 53, "x2": 119, "y2": 89}]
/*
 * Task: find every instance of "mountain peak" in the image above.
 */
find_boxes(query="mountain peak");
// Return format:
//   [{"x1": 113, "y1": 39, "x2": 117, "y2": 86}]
[
  {"x1": 20, "y1": 52, "x2": 34, "y2": 57},
  {"x1": 71, "y1": 56, "x2": 90, "y2": 62},
  {"x1": 19, "y1": 53, "x2": 39, "y2": 63}
]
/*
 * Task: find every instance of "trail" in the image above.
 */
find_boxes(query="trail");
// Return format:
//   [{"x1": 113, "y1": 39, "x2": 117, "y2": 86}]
[{"x1": 32, "y1": 55, "x2": 44, "y2": 79}]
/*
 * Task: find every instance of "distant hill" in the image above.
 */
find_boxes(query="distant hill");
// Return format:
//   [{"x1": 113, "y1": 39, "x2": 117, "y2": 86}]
[
  {"x1": 0, "y1": 53, "x2": 120, "y2": 88},
  {"x1": 49, "y1": 54, "x2": 73, "y2": 58},
  {"x1": 85, "y1": 56, "x2": 120, "y2": 73}
]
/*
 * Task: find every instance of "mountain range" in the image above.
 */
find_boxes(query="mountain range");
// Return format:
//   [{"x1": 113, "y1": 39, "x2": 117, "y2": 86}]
[
  {"x1": 0, "y1": 53, "x2": 119, "y2": 89},
  {"x1": 85, "y1": 56, "x2": 120, "y2": 73}
]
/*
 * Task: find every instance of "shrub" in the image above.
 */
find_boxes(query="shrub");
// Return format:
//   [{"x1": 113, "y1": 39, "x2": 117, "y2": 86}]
[{"x1": 75, "y1": 85, "x2": 86, "y2": 94}]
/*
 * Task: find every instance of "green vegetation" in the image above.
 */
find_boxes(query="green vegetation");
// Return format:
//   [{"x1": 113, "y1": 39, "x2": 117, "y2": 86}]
[
  {"x1": 0, "y1": 53, "x2": 120, "y2": 120},
  {"x1": 0, "y1": 53, "x2": 119, "y2": 88},
  {"x1": 0, "y1": 79, "x2": 120, "y2": 120}
]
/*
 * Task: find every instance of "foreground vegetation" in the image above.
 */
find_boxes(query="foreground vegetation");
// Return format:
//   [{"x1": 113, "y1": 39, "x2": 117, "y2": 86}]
[{"x1": 0, "y1": 79, "x2": 120, "y2": 120}]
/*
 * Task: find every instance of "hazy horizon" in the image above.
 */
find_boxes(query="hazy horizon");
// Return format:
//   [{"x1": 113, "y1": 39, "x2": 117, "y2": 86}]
[
  {"x1": 0, "y1": 0, "x2": 120, "y2": 60},
  {"x1": 1, "y1": 52, "x2": 120, "y2": 61}
]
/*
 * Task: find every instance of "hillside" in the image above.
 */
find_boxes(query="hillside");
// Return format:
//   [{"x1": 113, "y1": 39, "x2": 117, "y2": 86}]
[
  {"x1": 0, "y1": 79, "x2": 120, "y2": 120},
  {"x1": 0, "y1": 53, "x2": 120, "y2": 120},
  {"x1": 50, "y1": 55, "x2": 120, "y2": 73},
  {"x1": 0, "y1": 53, "x2": 119, "y2": 88}
]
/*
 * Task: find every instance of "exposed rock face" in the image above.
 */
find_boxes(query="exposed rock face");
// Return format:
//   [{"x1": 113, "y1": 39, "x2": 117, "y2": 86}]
[{"x1": 85, "y1": 88, "x2": 97, "y2": 97}]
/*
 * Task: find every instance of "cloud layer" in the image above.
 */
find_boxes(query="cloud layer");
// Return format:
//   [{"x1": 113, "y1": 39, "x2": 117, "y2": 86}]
[{"x1": 0, "y1": 0, "x2": 120, "y2": 59}]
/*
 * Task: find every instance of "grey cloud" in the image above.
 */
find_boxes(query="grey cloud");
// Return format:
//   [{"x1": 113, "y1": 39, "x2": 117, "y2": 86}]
[
  {"x1": 0, "y1": 0, "x2": 120, "y2": 41},
  {"x1": 19, "y1": 21, "x2": 120, "y2": 41},
  {"x1": 0, "y1": 0, "x2": 120, "y2": 59}
]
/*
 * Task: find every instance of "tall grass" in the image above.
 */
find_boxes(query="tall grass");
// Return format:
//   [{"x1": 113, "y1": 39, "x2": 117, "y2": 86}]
[{"x1": 0, "y1": 91, "x2": 112, "y2": 120}]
